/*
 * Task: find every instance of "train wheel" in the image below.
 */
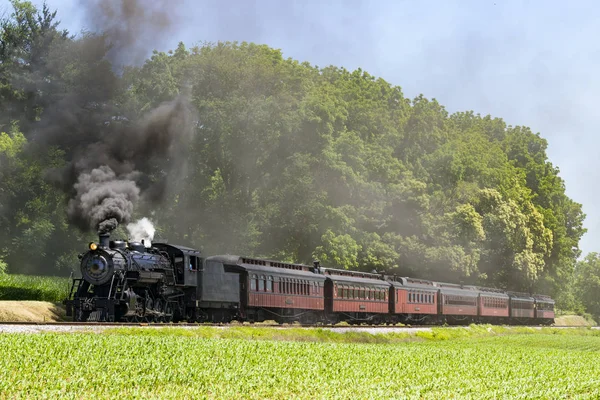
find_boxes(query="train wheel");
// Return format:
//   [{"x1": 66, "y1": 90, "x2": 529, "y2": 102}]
[
  {"x1": 163, "y1": 303, "x2": 174, "y2": 323},
  {"x1": 154, "y1": 299, "x2": 164, "y2": 323}
]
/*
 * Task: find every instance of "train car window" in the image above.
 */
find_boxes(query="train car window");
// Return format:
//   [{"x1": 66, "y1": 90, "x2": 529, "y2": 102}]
[
  {"x1": 250, "y1": 275, "x2": 257, "y2": 291},
  {"x1": 189, "y1": 256, "x2": 198, "y2": 271},
  {"x1": 258, "y1": 275, "x2": 265, "y2": 291},
  {"x1": 267, "y1": 276, "x2": 273, "y2": 292}
]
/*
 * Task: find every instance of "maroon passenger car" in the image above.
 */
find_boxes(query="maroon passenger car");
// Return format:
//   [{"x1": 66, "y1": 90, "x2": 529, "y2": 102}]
[
  {"x1": 508, "y1": 292, "x2": 535, "y2": 321},
  {"x1": 437, "y1": 283, "x2": 480, "y2": 323},
  {"x1": 534, "y1": 294, "x2": 555, "y2": 324},
  {"x1": 388, "y1": 277, "x2": 438, "y2": 323},
  {"x1": 321, "y1": 268, "x2": 391, "y2": 323},
  {"x1": 225, "y1": 256, "x2": 326, "y2": 323},
  {"x1": 469, "y1": 286, "x2": 510, "y2": 322}
]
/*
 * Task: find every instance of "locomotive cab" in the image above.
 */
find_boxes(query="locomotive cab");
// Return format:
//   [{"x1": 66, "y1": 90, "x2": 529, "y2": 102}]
[{"x1": 153, "y1": 243, "x2": 201, "y2": 287}]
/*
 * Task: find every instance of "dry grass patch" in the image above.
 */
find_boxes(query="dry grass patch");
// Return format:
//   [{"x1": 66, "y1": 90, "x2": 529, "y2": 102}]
[
  {"x1": 0, "y1": 301, "x2": 66, "y2": 322},
  {"x1": 555, "y1": 315, "x2": 596, "y2": 327}
]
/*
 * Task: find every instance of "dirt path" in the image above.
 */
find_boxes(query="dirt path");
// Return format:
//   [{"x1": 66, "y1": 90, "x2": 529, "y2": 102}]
[{"x1": 0, "y1": 301, "x2": 66, "y2": 322}]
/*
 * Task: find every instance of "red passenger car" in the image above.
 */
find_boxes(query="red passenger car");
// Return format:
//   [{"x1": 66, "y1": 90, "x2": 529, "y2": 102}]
[
  {"x1": 225, "y1": 256, "x2": 326, "y2": 323},
  {"x1": 437, "y1": 283, "x2": 479, "y2": 323},
  {"x1": 508, "y1": 292, "x2": 535, "y2": 322},
  {"x1": 534, "y1": 294, "x2": 555, "y2": 324},
  {"x1": 473, "y1": 286, "x2": 509, "y2": 322},
  {"x1": 321, "y1": 268, "x2": 391, "y2": 324},
  {"x1": 387, "y1": 277, "x2": 438, "y2": 323}
]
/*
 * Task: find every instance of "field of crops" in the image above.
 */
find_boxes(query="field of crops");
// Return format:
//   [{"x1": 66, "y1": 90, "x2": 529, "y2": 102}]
[
  {"x1": 1, "y1": 328, "x2": 599, "y2": 399},
  {"x1": 0, "y1": 273, "x2": 70, "y2": 302}
]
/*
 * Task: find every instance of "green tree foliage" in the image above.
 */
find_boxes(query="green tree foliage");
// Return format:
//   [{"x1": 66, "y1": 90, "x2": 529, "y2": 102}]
[
  {"x1": 0, "y1": 2, "x2": 588, "y2": 310},
  {"x1": 573, "y1": 253, "x2": 600, "y2": 318}
]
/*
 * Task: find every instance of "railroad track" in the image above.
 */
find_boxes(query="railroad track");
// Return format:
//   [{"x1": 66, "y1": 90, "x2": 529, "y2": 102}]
[{"x1": 0, "y1": 321, "x2": 593, "y2": 329}]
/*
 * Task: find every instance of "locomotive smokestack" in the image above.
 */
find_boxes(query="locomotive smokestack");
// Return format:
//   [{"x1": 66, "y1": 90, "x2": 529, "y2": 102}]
[{"x1": 99, "y1": 233, "x2": 110, "y2": 248}]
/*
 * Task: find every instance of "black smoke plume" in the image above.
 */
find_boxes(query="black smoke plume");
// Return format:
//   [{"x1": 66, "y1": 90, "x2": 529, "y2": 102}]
[
  {"x1": 50, "y1": 95, "x2": 194, "y2": 233},
  {"x1": 39, "y1": 0, "x2": 193, "y2": 234}
]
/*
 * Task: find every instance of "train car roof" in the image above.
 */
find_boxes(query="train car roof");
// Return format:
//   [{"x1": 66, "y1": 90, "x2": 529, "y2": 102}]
[
  {"x1": 438, "y1": 287, "x2": 480, "y2": 297},
  {"x1": 206, "y1": 255, "x2": 325, "y2": 280},
  {"x1": 465, "y1": 285, "x2": 509, "y2": 299},
  {"x1": 386, "y1": 277, "x2": 438, "y2": 291},
  {"x1": 533, "y1": 294, "x2": 555, "y2": 304},
  {"x1": 435, "y1": 282, "x2": 480, "y2": 297},
  {"x1": 506, "y1": 291, "x2": 535, "y2": 301},
  {"x1": 323, "y1": 274, "x2": 392, "y2": 287},
  {"x1": 153, "y1": 242, "x2": 201, "y2": 255}
]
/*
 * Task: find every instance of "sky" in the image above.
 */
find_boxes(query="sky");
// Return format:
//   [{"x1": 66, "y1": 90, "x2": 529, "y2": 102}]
[{"x1": 2, "y1": 0, "x2": 599, "y2": 256}]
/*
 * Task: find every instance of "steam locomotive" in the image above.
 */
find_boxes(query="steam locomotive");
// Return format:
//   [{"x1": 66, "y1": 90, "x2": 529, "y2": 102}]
[{"x1": 64, "y1": 232, "x2": 556, "y2": 325}]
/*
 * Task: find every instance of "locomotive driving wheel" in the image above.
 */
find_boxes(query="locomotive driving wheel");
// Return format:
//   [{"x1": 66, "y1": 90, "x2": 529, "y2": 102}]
[
  {"x1": 144, "y1": 298, "x2": 154, "y2": 323},
  {"x1": 154, "y1": 299, "x2": 164, "y2": 322}
]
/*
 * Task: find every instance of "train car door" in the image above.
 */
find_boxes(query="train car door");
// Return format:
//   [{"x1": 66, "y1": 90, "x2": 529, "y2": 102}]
[
  {"x1": 239, "y1": 272, "x2": 249, "y2": 318},
  {"x1": 324, "y1": 279, "x2": 333, "y2": 315}
]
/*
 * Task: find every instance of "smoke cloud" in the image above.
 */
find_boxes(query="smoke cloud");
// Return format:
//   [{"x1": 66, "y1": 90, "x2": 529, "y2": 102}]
[
  {"x1": 41, "y1": 0, "x2": 195, "y2": 234},
  {"x1": 81, "y1": 0, "x2": 182, "y2": 67},
  {"x1": 69, "y1": 166, "x2": 140, "y2": 234},
  {"x1": 52, "y1": 95, "x2": 194, "y2": 233},
  {"x1": 127, "y1": 217, "x2": 156, "y2": 248}
]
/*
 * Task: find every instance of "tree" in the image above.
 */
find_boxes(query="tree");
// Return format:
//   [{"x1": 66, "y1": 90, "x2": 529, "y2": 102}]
[{"x1": 573, "y1": 253, "x2": 600, "y2": 318}]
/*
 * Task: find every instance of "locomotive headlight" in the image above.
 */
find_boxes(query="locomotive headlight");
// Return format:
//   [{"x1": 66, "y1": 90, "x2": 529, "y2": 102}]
[{"x1": 89, "y1": 242, "x2": 98, "y2": 251}]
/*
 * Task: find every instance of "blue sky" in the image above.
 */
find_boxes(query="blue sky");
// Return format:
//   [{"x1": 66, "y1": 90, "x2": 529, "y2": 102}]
[{"x1": 3, "y1": 0, "x2": 599, "y2": 256}]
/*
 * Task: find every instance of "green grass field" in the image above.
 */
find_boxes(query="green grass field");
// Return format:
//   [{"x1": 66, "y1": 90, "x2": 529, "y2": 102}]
[
  {"x1": 0, "y1": 327, "x2": 599, "y2": 399},
  {"x1": 0, "y1": 273, "x2": 71, "y2": 302}
]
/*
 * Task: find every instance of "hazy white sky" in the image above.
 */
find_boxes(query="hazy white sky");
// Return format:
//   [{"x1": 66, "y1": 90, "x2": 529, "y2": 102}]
[{"x1": 3, "y1": 0, "x2": 599, "y2": 256}]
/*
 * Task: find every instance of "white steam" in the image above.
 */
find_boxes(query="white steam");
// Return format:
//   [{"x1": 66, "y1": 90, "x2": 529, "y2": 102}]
[{"x1": 126, "y1": 217, "x2": 156, "y2": 248}]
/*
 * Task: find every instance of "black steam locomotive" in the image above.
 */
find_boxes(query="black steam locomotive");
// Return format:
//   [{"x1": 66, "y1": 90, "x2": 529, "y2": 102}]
[{"x1": 65, "y1": 232, "x2": 556, "y2": 325}]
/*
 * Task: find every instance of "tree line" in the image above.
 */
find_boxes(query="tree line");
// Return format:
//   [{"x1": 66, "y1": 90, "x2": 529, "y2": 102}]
[{"x1": 0, "y1": 1, "x2": 595, "y2": 316}]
